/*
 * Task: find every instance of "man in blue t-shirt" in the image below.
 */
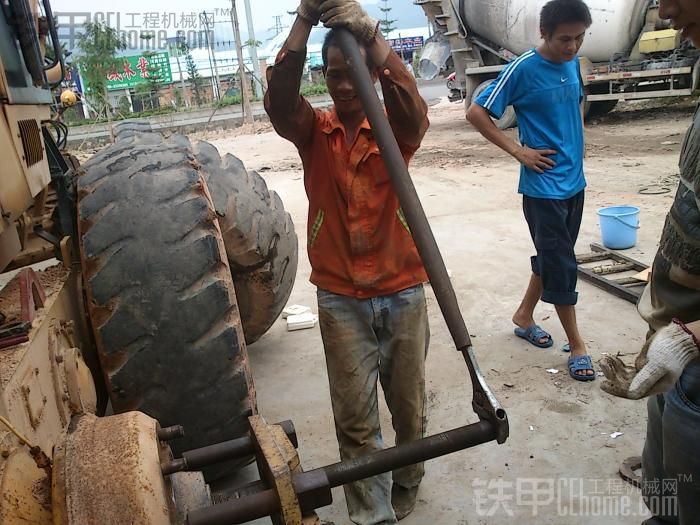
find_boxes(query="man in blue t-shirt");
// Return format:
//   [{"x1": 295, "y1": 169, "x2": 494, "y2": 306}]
[{"x1": 467, "y1": 0, "x2": 595, "y2": 381}]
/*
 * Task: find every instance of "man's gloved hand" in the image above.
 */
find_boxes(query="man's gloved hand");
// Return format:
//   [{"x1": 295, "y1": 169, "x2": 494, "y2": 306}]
[
  {"x1": 319, "y1": 0, "x2": 379, "y2": 44},
  {"x1": 297, "y1": 0, "x2": 325, "y2": 25},
  {"x1": 601, "y1": 322, "x2": 700, "y2": 399}
]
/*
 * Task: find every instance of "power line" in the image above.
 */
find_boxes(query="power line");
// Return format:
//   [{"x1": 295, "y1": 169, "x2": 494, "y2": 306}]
[{"x1": 271, "y1": 15, "x2": 286, "y2": 36}]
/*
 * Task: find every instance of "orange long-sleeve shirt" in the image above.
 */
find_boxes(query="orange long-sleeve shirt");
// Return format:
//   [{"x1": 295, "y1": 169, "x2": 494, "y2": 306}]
[{"x1": 264, "y1": 46, "x2": 429, "y2": 299}]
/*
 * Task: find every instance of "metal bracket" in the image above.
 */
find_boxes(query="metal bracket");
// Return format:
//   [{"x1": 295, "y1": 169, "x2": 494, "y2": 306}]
[
  {"x1": 0, "y1": 268, "x2": 46, "y2": 349},
  {"x1": 19, "y1": 267, "x2": 46, "y2": 323}
]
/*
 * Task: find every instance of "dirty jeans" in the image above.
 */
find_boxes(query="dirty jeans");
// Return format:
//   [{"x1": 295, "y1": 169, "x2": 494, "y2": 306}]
[
  {"x1": 642, "y1": 360, "x2": 700, "y2": 525},
  {"x1": 317, "y1": 285, "x2": 429, "y2": 525}
]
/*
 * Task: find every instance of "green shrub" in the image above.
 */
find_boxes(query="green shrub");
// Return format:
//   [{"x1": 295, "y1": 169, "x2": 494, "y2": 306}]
[{"x1": 300, "y1": 83, "x2": 328, "y2": 97}]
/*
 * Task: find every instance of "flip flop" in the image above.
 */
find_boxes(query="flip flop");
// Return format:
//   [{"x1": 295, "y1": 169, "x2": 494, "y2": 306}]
[
  {"x1": 568, "y1": 354, "x2": 596, "y2": 382},
  {"x1": 514, "y1": 325, "x2": 553, "y2": 348}
]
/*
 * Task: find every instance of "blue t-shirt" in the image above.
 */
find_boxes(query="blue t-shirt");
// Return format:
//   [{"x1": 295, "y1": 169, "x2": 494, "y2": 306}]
[{"x1": 475, "y1": 49, "x2": 586, "y2": 200}]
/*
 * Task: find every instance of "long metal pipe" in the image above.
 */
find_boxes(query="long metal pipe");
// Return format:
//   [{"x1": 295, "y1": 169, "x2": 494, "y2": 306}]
[
  {"x1": 334, "y1": 30, "x2": 472, "y2": 351},
  {"x1": 319, "y1": 420, "x2": 495, "y2": 487},
  {"x1": 334, "y1": 32, "x2": 507, "y2": 441},
  {"x1": 336, "y1": 27, "x2": 508, "y2": 442},
  {"x1": 186, "y1": 421, "x2": 496, "y2": 524},
  {"x1": 187, "y1": 488, "x2": 279, "y2": 525}
]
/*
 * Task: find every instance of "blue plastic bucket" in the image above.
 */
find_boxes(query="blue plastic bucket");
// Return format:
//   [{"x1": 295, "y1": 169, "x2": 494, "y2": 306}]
[{"x1": 597, "y1": 206, "x2": 640, "y2": 250}]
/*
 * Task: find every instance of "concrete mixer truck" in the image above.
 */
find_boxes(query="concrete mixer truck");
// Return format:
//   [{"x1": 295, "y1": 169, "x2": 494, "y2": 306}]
[{"x1": 417, "y1": 0, "x2": 700, "y2": 128}]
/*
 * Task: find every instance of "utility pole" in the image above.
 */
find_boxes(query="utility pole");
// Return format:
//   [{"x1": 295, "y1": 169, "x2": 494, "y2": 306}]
[
  {"x1": 230, "y1": 0, "x2": 253, "y2": 124},
  {"x1": 171, "y1": 35, "x2": 190, "y2": 107},
  {"x1": 242, "y1": 0, "x2": 263, "y2": 98},
  {"x1": 200, "y1": 11, "x2": 222, "y2": 100}
]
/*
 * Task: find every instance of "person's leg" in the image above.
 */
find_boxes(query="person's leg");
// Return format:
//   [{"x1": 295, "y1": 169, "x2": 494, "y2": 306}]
[
  {"x1": 648, "y1": 361, "x2": 700, "y2": 524},
  {"x1": 512, "y1": 273, "x2": 544, "y2": 331},
  {"x1": 317, "y1": 289, "x2": 396, "y2": 525},
  {"x1": 515, "y1": 198, "x2": 551, "y2": 346},
  {"x1": 558, "y1": 191, "x2": 592, "y2": 375},
  {"x1": 554, "y1": 304, "x2": 587, "y2": 359},
  {"x1": 376, "y1": 285, "x2": 429, "y2": 520},
  {"x1": 641, "y1": 392, "x2": 676, "y2": 524}
]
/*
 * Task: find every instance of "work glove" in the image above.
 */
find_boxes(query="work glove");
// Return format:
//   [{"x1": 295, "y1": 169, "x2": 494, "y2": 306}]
[
  {"x1": 319, "y1": 0, "x2": 379, "y2": 44},
  {"x1": 601, "y1": 322, "x2": 700, "y2": 399},
  {"x1": 297, "y1": 0, "x2": 325, "y2": 25}
]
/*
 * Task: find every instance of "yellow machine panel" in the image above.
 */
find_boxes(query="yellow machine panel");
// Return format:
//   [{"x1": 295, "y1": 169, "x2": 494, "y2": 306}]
[
  {"x1": 640, "y1": 29, "x2": 682, "y2": 54},
  {"x1": 0, "y1": 109, "x2": 33, "y2": 222},
  {"x1": 3, "y1": 104, "x2": 51, "y2": 197}
]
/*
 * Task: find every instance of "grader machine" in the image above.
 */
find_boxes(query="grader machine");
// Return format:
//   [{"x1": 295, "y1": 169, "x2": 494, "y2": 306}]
[{"x1": 0, "y1": 0, "x2": 509, "y2": 521}]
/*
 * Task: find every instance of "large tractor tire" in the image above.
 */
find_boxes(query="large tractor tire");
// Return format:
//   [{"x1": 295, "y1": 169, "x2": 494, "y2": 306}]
[
  {"x1": 110, "y1": 121, "x2": 299, "y2": 344},
  {"x1": 77, "y1": 130, "x2": 257, "y2": 458},
  {"x1": 193, "y1": 141, "x2": 298, "y2": 344}
]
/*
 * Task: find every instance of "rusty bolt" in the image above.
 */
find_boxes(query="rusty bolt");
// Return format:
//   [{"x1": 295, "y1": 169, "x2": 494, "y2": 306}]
[
  {"x1": 157, "y1": 425, "x2": 185, "y2": 442},
  {"x1": 161, "y1": 458, "x2": 187, "y2": 476}
]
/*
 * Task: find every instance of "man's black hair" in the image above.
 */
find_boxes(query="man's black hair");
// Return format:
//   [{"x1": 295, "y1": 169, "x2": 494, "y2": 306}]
[
  {"x1": 321, "y1": 28, "x2": 375, "y2": 70},
  {"x1": 540, "y1": 0, "x2": 593, "y2": 36}
]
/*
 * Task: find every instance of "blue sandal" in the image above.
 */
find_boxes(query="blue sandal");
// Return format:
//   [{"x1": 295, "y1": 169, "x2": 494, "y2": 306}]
[
  {"x1": 514, "y1": 325, "x2": 553, "y2": 348},
  {"x1": 568, "y1": 354, "x2": 596, "y2": 382}
]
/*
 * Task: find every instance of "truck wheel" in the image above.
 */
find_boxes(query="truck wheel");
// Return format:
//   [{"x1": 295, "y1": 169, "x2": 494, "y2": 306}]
[
  {"x1": 470, "y1": 80, "x2": 517, "y2": 130},
  {"x1": 193, "y1": 141, "x2": 299, "y2": 345},
  {"x1": 585, "y1": 100, "x2": 618, "y2": 120},
  {"x1": 77, "y1": 131, "x2": 256, "y2": 459}
]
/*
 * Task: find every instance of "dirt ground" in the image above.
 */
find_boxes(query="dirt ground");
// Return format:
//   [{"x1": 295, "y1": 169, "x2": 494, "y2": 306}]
[{"x1": 198, "y1": 98, "x2": 693, "y2": 525}]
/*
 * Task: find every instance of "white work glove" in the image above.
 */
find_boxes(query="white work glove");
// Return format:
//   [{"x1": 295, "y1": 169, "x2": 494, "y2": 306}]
[
  {"x1": 319, "y1": 0, "x2": 379, "y2": 44},
  {"x1": 601, "y1": 322, "x2": 700, "y2": 399},
  {"x1": 297, "y1": 0, "x2": 325, "y2": 25}
]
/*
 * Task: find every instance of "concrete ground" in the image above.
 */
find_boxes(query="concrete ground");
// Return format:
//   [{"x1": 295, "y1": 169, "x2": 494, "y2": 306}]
[{"x1": 201, "y1": 97, "x2": 693, "y2": 524}]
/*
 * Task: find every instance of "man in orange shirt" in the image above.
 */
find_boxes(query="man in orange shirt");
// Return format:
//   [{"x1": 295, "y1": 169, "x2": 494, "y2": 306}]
[{"x1": 264, "y1": 1, "x2": 430, "y2": 523}]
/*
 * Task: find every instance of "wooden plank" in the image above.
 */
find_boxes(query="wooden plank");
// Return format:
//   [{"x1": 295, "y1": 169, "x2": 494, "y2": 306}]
[
  {"x1": 633, "y1": 268, "x2": 652, "y2": 283},
  {"x1": 576, "y1": 252, "x2": 611, "y2": 264},
  {"x1": 592, "y1": 263, "x2": 636, "y2": 275},
  {"x1": 613, "y1": 277, "x2": 647, "y2": 286}
]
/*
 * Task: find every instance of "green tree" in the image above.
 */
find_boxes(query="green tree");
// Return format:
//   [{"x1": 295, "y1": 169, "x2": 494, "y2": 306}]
[
  {"x1": 143, "y1": 51, "x2": 164, "y2": 107},
  {"x1": 378, "y1": 0, "x2": 396, "y2": 37},
  {"x1": 75, "y1": 22, "x2": 126, "y2": 115},
  {"x1": 183, "y1": 42, "x2": 205, "y2": 106},
  {"x1": 173, "y1": 88, "x2": 185, "y2": 108}
]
